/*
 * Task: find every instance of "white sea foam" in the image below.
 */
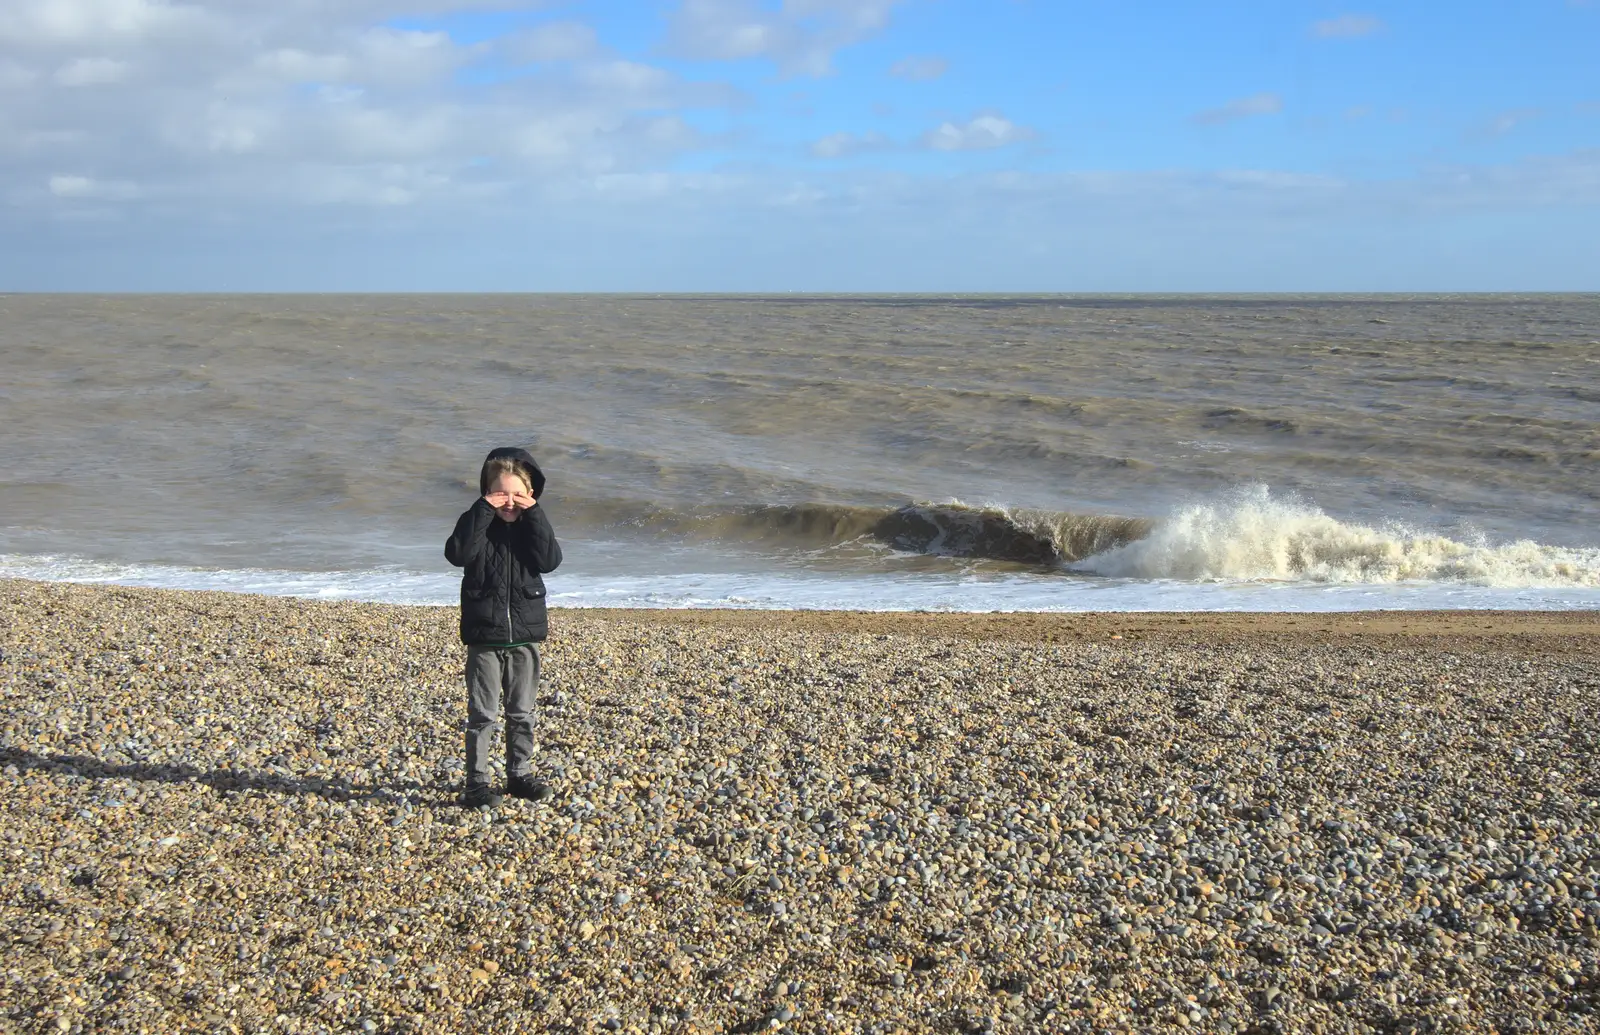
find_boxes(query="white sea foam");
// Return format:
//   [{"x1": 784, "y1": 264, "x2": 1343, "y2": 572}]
[
  {"x1": 5, "y1": 548, "x2": 1600, "y2": 612},
  {"x1": 0, "y1": 555, "x2": 460, "y2": 605},
  {"x1": 1076, "y1": 486, "x2": 1600, "y2": 587}
]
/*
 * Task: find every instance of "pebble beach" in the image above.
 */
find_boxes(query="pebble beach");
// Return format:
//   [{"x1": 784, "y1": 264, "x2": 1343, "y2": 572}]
[{"x1": 2, "y1": 578, "x2": 1598, "y2": 1034}]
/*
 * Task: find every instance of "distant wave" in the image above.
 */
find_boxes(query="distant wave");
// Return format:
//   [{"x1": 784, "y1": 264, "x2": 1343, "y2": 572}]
[{"x1": 1074, "y1": 486, "x2": 1600, "y2": 588}]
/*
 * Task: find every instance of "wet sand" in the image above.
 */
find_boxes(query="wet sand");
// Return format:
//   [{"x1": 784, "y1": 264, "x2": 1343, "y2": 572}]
[{"x1": 2, "y1": 579, "x2": 1597, "y2": 1033}]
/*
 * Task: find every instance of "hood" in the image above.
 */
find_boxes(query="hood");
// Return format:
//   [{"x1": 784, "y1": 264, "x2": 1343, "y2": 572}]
[{"x1": 481, "y1": 446, "x2": 547, "y2": 497}]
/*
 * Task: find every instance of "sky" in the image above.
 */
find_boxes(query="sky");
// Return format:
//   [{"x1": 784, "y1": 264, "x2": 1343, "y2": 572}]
[{"x1": 2, "y1": 0, "x2": 1597, "y2": 291}]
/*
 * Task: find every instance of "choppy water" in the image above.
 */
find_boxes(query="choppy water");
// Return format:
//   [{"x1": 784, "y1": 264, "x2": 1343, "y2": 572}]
[{"x1": 2, "y1": 293, "x2": 1598, "y2": 610}]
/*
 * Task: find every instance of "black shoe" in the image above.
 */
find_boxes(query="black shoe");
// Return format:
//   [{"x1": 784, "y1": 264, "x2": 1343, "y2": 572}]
[
  {"x1": 461, "y1": 783, "x2": 503, "y2": 809},
  {"x1": 506, "y1": 775, "x2": 554, "y2": 802}
]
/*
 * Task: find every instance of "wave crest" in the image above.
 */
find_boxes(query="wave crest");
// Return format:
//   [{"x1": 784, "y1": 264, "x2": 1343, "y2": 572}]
[
  {"x1": 1075, "y1": 486, "x2": 1600, "y2": 587},
  {"x1": 594, "y1": 501, "x2": 1150, "y2": 565},
  {"x1": 868, "y1": 504, "x2": 1151, "y2": 564},
  {"x1": 576, "y1": 489, "x2": 1599, "y2": 586}
]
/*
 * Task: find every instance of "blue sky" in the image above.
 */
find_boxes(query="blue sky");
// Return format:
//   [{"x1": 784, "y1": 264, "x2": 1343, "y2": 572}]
[{"x1": 2, "y1": 0, "x2": 1597, "y2": 290}]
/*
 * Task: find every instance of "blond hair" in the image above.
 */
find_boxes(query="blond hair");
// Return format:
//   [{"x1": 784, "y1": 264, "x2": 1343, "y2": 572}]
[{"x1": 480, "y1": 456, "x2": 532, "y2": 496}]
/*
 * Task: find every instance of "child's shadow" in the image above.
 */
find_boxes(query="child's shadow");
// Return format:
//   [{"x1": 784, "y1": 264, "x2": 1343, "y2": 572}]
[{"x1": 0, "y1": 746, "x2": 448, "y2": 806}]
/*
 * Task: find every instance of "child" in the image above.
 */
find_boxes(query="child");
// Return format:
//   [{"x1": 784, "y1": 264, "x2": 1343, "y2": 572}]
[{"x1": 444, "y1": 446, "x2": 563, "y2": 808}]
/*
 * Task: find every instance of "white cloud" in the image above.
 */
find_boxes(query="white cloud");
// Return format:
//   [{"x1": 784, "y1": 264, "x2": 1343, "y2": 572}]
[
  {"x1": 48, "y1": 174, "x2": 94, "y2": 196},
  {"x1": 889, "y1": 54, "x2": 946, "y2": 81},
  {"x1": 505, "y1": 21, "x2": 601, "y2": 63},
  {"x1": 1, "y1": 0, "x2": 214, "y2": 47},
  {"x1": 1193, "y1": 92, "x2": 1283, "y2": 125},
  {"x1": 7, "y1": 0, "x2": 1595, "y2": 295},
  {"x1": 665, "y1": 0, "x2": 905, "y2": 76},
  {"x1": 293, "y1": 163, "x2": 449, "y2": 207},
  {"x1": 786, "y1": 0, "x2": 901, "y2": 30},
  {"x1": 1312, "y1": 14, "x2": 1385, "y2": 38},
  {"x1": 640, "y1": 115, "x2": 699, "y2": 149},
  {"x1": 11, "y1": 150, "x2": 1600, "y2": 290},
  {"x1": 1414, "y1": 149, "x2": 1600, "y2": 210},
  {"x1": 255, "y1": 48, "x2": 349, "y2": 85},
  {"x1": 0, "y1": 61, "x2": 40, "y2": 89},
  {"x1": 811, "y1": 130, "x2": 889, "y2": 157},
  {"x1": 1214, "y1": 170, "x2": 1344, "y2": 190},
  {"x1": 667, "y1": 1, "x2": 792, "y2": 61},
  {"x1": 920, "y1": 114, "x2": 1033, "y2": 151},
  {"x1": 2, "y1": 1, "x2": 734, "y2": 217},
  {"x1": 247, "y1": 29, "x2": 465, "y2": 89},
  {"x1": 317, "y1": 106, "x2": 461, "y2": 162},
  {"x1": 48, "y1": 173, "x2": 138, "y2": 198},
  {"x1": 347, "y1": 28, "x2": 464, "y2": 88},
  {"x1": 577, "y1": 60, "x2": 678, "y2": 94},
  {"x1": 54, "y1": 57, "x2": 131, "y2": 86}
]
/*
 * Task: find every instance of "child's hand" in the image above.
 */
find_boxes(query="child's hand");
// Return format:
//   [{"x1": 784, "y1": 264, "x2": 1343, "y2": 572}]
[
  {"x1": 510, "y1": 491, "x2": 537, "y2": 510},
  {"x1": 484, "y1": 491, "x2": 512, "y2": 509}
]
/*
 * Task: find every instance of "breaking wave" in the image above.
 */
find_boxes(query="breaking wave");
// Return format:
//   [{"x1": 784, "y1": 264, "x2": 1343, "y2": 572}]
[
  {"x1": 584, "y1": 500, "x2": 1152, "y2": 565},
  {"x1": 1074, "y1": 486, "x2": 1600, "y2": 588},
  {"x1": 579, "y1": 490, "x2": 1600, "y2": 587}
]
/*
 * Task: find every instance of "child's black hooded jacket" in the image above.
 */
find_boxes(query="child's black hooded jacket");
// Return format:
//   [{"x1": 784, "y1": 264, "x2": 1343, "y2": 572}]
[{"x1": 444, "y1": 447, "x2": 562, "y2": 645}]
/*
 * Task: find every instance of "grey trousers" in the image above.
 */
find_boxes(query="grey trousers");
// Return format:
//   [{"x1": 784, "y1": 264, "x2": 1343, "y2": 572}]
[{"x1": 465, "y1": 644, "x2": 539, "y2": 787}]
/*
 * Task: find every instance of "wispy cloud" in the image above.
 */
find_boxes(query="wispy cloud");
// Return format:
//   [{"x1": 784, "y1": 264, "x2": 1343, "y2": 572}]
[
  {"x1": 54, "y1": 57, "x2": 130, "y2": 87},
  {"x1": 1480, "y1": 107, "x2": 1543, "y2": 138},
  {"x1": 48, "y1": 174, "x2": 139, "y2": 199},
  {"x1": 811, "y1": 114, "x2": 1034, "y2": 157},
  {"x1": 0, "y1": 0, "x2": 211, "y2": 47},
  {"x1": 920, "y1": 114, "x2": 1033, "y2": 151},
  {"x1": 1193, "y1": 92, "x2": 1283, "y2": 126},
  {"x1": 889, "y1": 55, "x2": 947, "y2": 81},
  {"x1": 664, "y1": 0, "x2": 905, "y2": 77},
  {"x1": 1312, "y1": 14, "x2": 1385, "y2": 39},
  {"x1": 1, "y1": 3, "x2": 742, "y2": 216},
  {"x1": 6, "y1": 1, "x2": 1598, "y2": 292},
  {"x1": 504, "y1": 21, "x2": 602, "y2": 64},
  {"x1": 12, "y1": 149, "x2": 1600, "y2": 289},
  {"x1": 0, "y1": 60, "x2": 37, "y2": 89},
  {"x1": 811, "y1": 130, "x2": 890, "y2": 158}
]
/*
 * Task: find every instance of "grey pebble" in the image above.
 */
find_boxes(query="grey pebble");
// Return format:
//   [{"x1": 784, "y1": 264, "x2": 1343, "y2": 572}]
[{"x1": 4, "y1": 581, "x2": 1592, "y2": 1035}]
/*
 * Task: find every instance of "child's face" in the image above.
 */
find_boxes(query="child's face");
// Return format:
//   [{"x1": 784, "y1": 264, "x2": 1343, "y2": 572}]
[{"x1": 486, "y1": 472, "x2": 531, "y2": 521}]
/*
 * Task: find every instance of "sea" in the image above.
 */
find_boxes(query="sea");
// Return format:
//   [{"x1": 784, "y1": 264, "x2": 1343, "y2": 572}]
[{"x1": 2, "y1": 293, "x2": 1597, "y2": 612}]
